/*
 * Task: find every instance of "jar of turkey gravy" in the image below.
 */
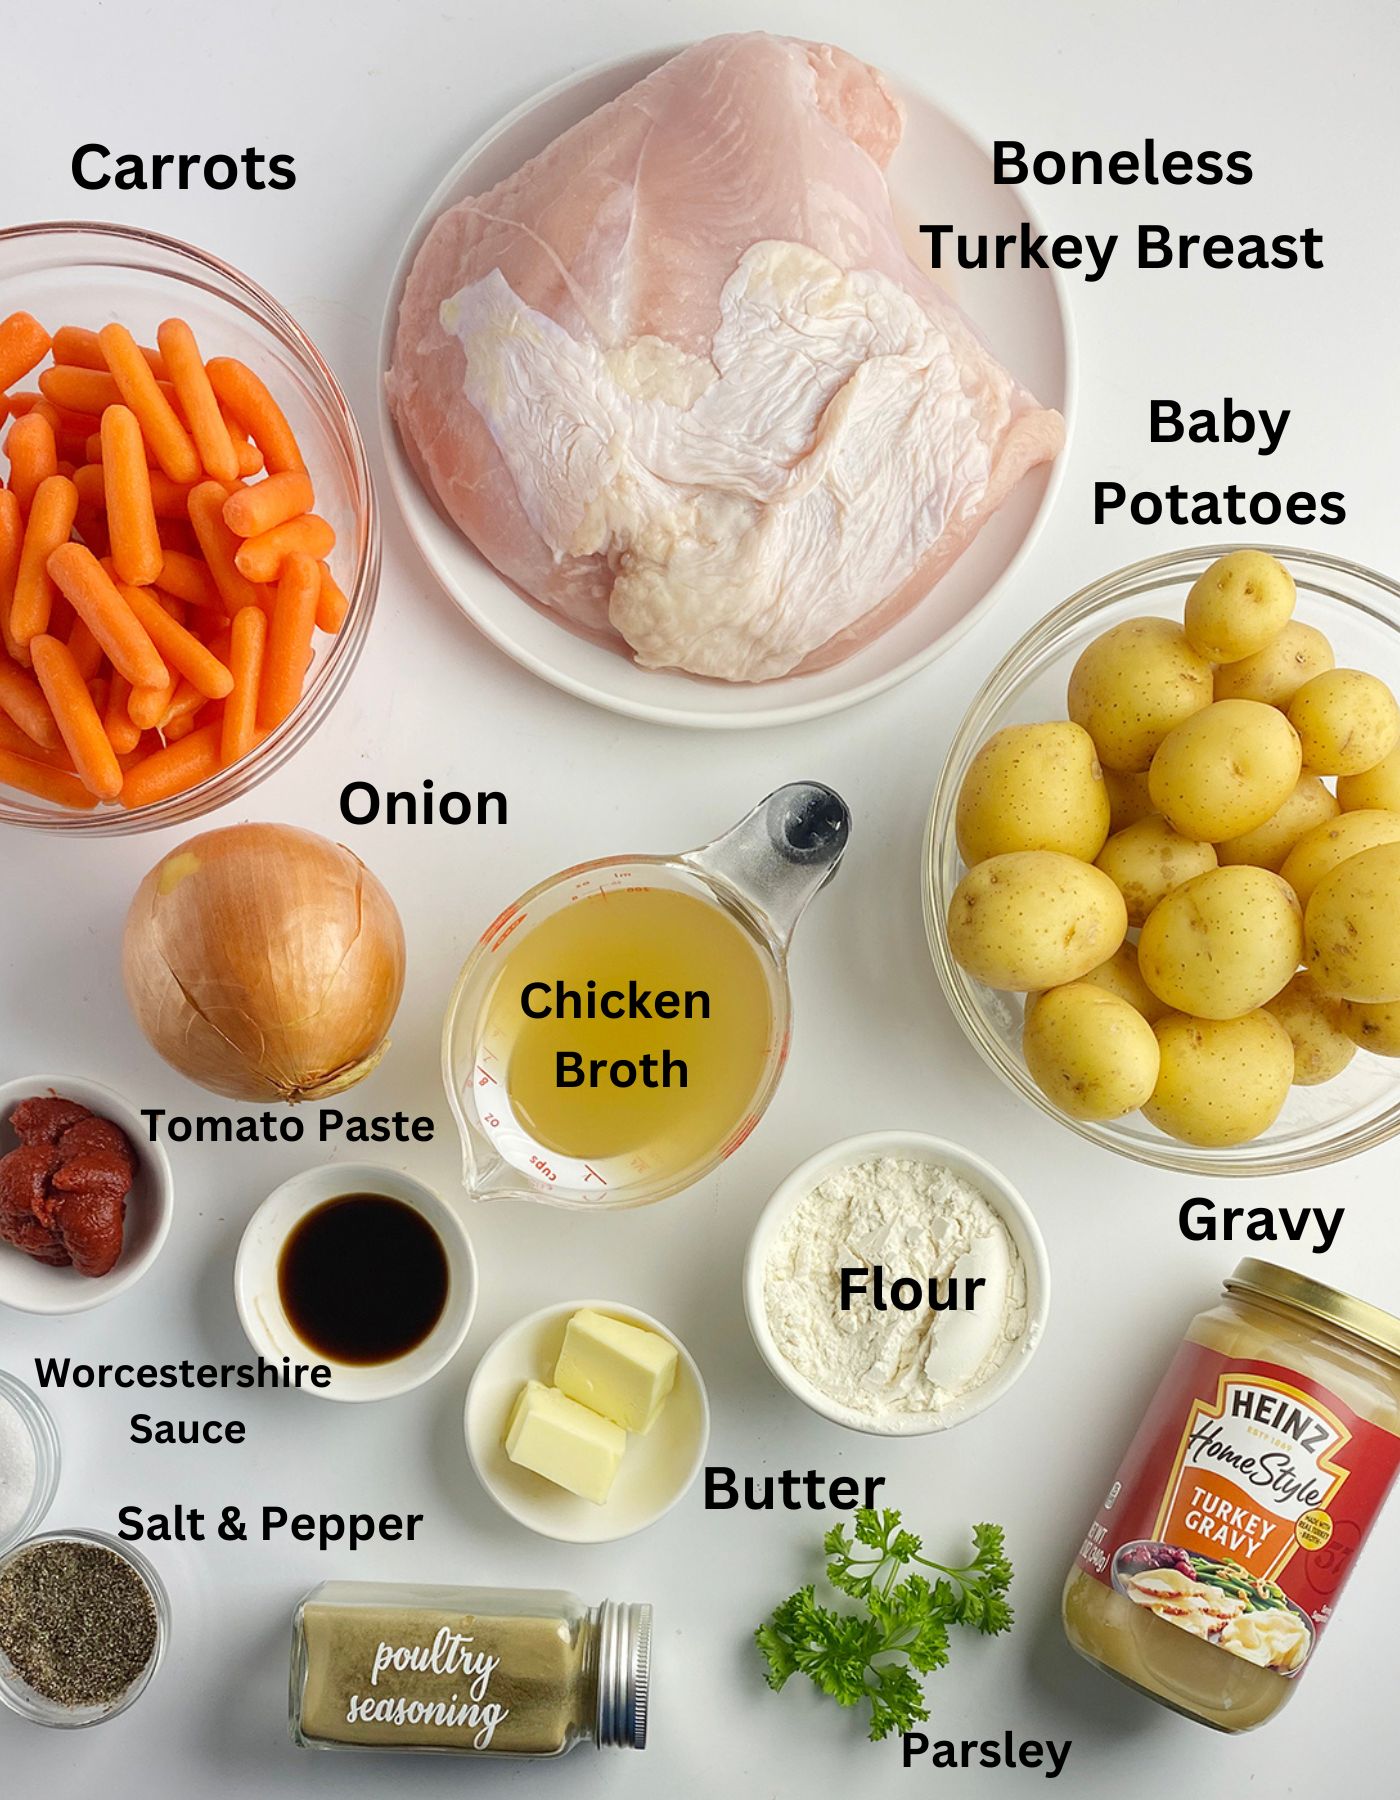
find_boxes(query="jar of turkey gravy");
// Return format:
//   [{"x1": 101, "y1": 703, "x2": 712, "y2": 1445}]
[{"x1": 1063, "y1": 1259, "x2": 1400, "y2": 1731}]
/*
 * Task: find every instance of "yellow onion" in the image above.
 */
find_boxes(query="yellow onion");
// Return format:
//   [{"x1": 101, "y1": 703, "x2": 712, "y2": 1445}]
[{"x1": 123, "y1": 823, "x2": 406, "y2": 1102}]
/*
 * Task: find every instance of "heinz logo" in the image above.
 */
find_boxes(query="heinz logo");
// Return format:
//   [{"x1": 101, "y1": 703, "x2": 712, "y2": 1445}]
[{"x1": 1228, "y1": 1384, "x2": 1333, "y2": 1455}]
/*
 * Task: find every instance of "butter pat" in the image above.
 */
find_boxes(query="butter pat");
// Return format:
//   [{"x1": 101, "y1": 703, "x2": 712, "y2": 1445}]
[
  {"x1": 554, "y1": 1309, "x2": 679, "y2": 1434},
  {"x1": 504, "y1": 1380, "x2": 625, "y2": 1504}
]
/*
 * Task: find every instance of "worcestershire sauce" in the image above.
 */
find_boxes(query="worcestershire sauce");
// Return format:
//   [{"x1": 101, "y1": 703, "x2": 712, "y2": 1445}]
[{"x1": 278, "y1": 1195, "x2": 449, "y2": 1364}]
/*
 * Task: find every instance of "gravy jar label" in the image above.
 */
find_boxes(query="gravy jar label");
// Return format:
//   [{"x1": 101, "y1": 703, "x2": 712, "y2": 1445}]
[{"x1": 1076, "y1": 1342, "x2": 1400, "y2": 1680}]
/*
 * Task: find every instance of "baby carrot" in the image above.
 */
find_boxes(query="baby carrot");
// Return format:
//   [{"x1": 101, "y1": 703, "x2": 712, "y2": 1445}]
[
  {"x1": 258, "y1": 552, "x2": 319, "y2": 728},
  {"x1": 157, "y1": 678, "x2": 205, "y2": 733},
  {"x1": 0, "y1": 745, "x2": 97, "y2": 809},
  {"x1": 0, "y1": 490, "x2": 23, "y2": 661},
  {"x1": 66, "y1": 614, "x2": 104, "y2": 681},
  {"x1": 0, "y1": 713, "x2": 74, "y2": 765},
  {"x1": 100, "y1": 404, "x2": 163, "y2": 584},
  {"x1": 234, "y1": 514, "x2": 335, "y2": 584},
  {"x1": 220, "y1": 599, "x2": 266, "y2": 766},
  {"x1": 187, "y1": 480, "x2": 264, "y2": 611},
  {"x1": 5, "y1": 412, "x2": 58, "y2": 512},
  {"x1": 315, "y1": 561, "x2": 349, "y2": 633},
  {"x1": 98, "y1": 324, "x2": 201, "y2": 484},
  {"x1": 128, "y1": 673, "x2": 177, "y2": 732},
  {"x1": 206, "y1": 357, "x2": 304, "y2": 473},
  {"x1": 103, "y1": 672, "x2": 141, "y2": 754},
  {"x1": 39, "y1": 366, "x2": 127, "y2": 414},
  {"x1": 51, "y1": 325, "x2": 166, "y2": 379},
  {"x1": 119, "y1": 720, "x2": 221, "y2": 809},
  {"x1": 0, "y1": 313, "x2": 51, "y2": 391},
  {"x1": 118, "y1": 580, "x2": 233, "y2": 700},
  {"x1": 222, "y1": 470, "x2": 316, "y2": 538},
  {"x1": 0, "y1": 656, "x2": 60, "y2": 748},
  {"x1": 11, "y1": 475, "x2": 79, "y2": 647},
  {"x1": 222, "y1": 412, "x2": 265, "y2": 477},
  {"x1": 47, "y1": 541, "x2": 168, "y2": 689},
  {"x1": 155, "y1": 548, "x2": 223, "y2": 610},
  {"x1": 30, "y1": 633, "x2": 122, "y2": 799},
  {"x1": 157, "y1": 319, "x2": 238, "y2": 483}
]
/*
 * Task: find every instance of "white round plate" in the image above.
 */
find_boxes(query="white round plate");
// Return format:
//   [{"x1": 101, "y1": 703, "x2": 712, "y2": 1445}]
[
  {"x1": 379, "y1": 47, "x2": 1075, "y2": 729},
  {"x1": 0, "y1": 1075, "x2": 172, "y2": 1315},
  {"x1": 234, "y1": 1163, "x2": 478, "y2": 1402},
  {"x1": 464, "y1": 1300, "x2": 709, "y2": 1542},
  {"x1": 744, "y1": 1130, "x2": 1050, "y2": 1434}
]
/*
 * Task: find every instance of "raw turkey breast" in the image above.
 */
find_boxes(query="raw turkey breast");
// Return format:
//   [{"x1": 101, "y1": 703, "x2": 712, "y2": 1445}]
[{"x1": 388, "y1": 33, "x2": 1063, "y2": 682}]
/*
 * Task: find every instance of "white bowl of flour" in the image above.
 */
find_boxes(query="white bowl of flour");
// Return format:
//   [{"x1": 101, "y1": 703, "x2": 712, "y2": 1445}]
[{"x1": 743, "y1": 1132, "x2": 1049, "y2": 1435}]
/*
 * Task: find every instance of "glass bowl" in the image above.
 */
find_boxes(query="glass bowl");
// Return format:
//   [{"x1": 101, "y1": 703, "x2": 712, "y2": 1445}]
[
  {"x1": 0, "y1": 1371, "x2": 60, "y2": 1554},
  {"x1": 0, "y1": 1528, "x2": 168, "y2": 1726},
  {"x1": 0, "y1": 221, "x2": 378, "y2": 834},
  {"x1": 924, "y1": 543, "x2": 1400, "y2": 1176}
]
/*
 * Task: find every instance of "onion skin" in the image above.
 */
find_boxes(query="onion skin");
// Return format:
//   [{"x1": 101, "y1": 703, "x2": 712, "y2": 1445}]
[{"x1": 122, "y1": 823, "x2": 407, "y2": 1103}]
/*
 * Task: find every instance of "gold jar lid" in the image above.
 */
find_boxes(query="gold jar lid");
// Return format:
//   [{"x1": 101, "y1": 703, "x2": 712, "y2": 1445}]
[{"x1": 1226, "y1": 1258, "x2": 1400, "y2": 1366}]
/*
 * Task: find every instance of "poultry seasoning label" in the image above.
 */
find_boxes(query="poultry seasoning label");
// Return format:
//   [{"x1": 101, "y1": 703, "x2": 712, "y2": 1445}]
[{"x1": 1075, "y1": 1344, "x2": 1400, "y2": 1679}]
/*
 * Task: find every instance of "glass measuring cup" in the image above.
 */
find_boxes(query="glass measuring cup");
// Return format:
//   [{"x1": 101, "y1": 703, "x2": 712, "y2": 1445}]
[{"x1": 442, "y1": 783, "x2": 850, "y2": 1210}]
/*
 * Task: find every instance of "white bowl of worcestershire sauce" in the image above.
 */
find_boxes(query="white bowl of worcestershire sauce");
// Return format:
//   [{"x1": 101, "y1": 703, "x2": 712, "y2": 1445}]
[{"x1": 234, "y1": 1164, "x2": 478, "y2": 1401}]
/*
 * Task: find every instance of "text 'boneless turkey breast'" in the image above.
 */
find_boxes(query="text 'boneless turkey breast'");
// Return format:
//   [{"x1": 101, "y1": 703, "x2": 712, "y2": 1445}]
[{"x1": 388, "y1": 33, "x2": 1064, "y2": 684}]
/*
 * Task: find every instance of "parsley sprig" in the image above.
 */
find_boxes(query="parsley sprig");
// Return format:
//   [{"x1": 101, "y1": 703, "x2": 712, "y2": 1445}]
[{"x1": 755, "y1": 1509, "x2": 1014, "y2": 1741}]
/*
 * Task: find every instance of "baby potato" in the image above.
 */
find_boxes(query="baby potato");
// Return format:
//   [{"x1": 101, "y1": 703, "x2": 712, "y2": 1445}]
[
  {"x1": 946, "y1": 851, "x2": 1128, "y2": 992},
  {"x1": 1264, "y1": 971, "x2": 1356, "y2": 1085},
  {"x1": 1337, "y1": 742, "x2": 1400, "y2": 813},
  {"x1": 1104, "y1": 767, "x2": 1156, "y2": 833},
  {"x1": 1215, "y1": 775, "x2": 1339, "y2": 872},
  {"x1": 1341, "y1": 998, "x2": 1400, "y2": 1057},
  {"x1": 1213, "y1": 620, "x2": 1335, "y2": 707},
  {"x1": 1139, "y1": 866, "x2": 1303, "y2": 1019},
  {"x1": 1078, "y1": 941, "x2": 1172, "y2": 1023},
  {"x1": 1095, "y1": 815, "x2": 1218, "y2": 926},
  {"x1": 1144, "y1": 1010, "x2": 1295, "y2": 1146},
  {"x1": 1287, "y1": 669, "x2": 1400, "y2": 776},
  {"x1": 1185, "y1": 550, "x2": 1296, "y2": 662},
  {"x1": 1067, "y1": 617, "x2": 1214, "y2": 772},
  {"x1": 956, "y1": 721, "x2": 1110, "y2": 864},
  {"x1": 1305, "y1": 841, "x2": 1400, "y2": 1002},
  {"x1": 1023, "y1": 984, "x2": 1161, "y2": 1120},
  {"x1": 1148, "y1": 699, "x2": 1303, "y2": 840},
  {"x1": 1279, "y1": 808, "x2": 1400, "y2": 906}
]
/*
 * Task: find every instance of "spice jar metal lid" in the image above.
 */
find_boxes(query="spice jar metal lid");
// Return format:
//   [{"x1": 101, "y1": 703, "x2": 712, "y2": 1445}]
[
  {"x1": 595, "y1": 1600, "x2": 651, "y2": 1750},
  {"x1": 1226, "y1": 1258, "x2": 1400, "y2": 1366}
]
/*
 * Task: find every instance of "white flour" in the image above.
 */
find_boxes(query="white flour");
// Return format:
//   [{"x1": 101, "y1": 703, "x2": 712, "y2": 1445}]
[{"x1": 763, "y1": 1156, "x2": 1029, "y2": 1428}]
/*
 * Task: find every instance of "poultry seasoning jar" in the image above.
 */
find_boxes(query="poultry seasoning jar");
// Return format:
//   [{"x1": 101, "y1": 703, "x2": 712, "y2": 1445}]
[
  {"x1": 291, "y1": 1582, "x2": 649, "y2": 1757},
  {"x1": 1063, "y1": 1259, "x2": 1400, "y2": 1731}
]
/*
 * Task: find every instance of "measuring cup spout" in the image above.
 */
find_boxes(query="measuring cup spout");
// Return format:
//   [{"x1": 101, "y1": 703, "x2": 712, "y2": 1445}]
[{"x1": 683, "y1": 781, "x2": 851, "y2": 949}]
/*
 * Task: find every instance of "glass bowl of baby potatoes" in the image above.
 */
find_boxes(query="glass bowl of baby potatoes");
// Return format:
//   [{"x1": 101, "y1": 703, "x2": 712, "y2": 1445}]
[{"x1": 925, "y1": 545, "x2": 1400, "y2": 1175}]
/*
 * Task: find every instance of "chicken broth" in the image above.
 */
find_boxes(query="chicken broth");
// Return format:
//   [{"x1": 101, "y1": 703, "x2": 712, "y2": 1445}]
[{"x1": 479, "y1": 887, "x2": 775, "y2": 1185}]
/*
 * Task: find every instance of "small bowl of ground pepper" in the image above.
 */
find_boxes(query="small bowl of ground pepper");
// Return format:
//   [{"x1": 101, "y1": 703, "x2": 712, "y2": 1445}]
[{"x1": 0, "y1": 1529, "x2": 167, "y2": 1726}]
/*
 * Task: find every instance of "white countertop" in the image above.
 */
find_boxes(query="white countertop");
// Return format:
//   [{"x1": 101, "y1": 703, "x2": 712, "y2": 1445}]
[{"x1": 4, "y1": 0, "x2": 1399, "y2": 1793}]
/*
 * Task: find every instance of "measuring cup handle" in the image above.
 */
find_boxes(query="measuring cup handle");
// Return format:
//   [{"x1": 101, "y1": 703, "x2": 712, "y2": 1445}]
[{"x1": 683, "y1": 782, "x2": 851, "y2": 949}]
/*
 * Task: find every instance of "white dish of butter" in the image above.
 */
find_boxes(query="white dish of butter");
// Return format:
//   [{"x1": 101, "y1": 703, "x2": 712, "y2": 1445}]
[
  {"x1": 744, "y1": 1132, "x2": 1050, "y2": 1435},
  {"x1": 465, "y1": 1301, "x2": 709, "y2": 1542}
]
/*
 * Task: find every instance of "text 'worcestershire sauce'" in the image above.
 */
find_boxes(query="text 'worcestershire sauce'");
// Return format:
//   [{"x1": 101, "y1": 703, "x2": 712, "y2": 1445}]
[
  {"x1": 483, "y1": 887, "x2": 775, "y2": 1176},
  {"x1": 277, "y1": 1196, "x2": 449, "y2": 1365}
]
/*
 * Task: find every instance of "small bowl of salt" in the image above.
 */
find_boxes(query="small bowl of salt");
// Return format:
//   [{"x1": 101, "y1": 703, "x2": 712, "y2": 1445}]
[
  {"x1": 743, "y1": 1131, "x2": 1050, "y2": 1436},
  {"x1": 0, "y1": 1371, "x2": 59, "y2": 1555}
]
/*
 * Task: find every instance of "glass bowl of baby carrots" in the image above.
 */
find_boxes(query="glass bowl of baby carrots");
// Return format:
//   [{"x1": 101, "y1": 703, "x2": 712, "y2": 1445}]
[{"x1": 0, "y1": 221, "x2": 378, "y2": 832}]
